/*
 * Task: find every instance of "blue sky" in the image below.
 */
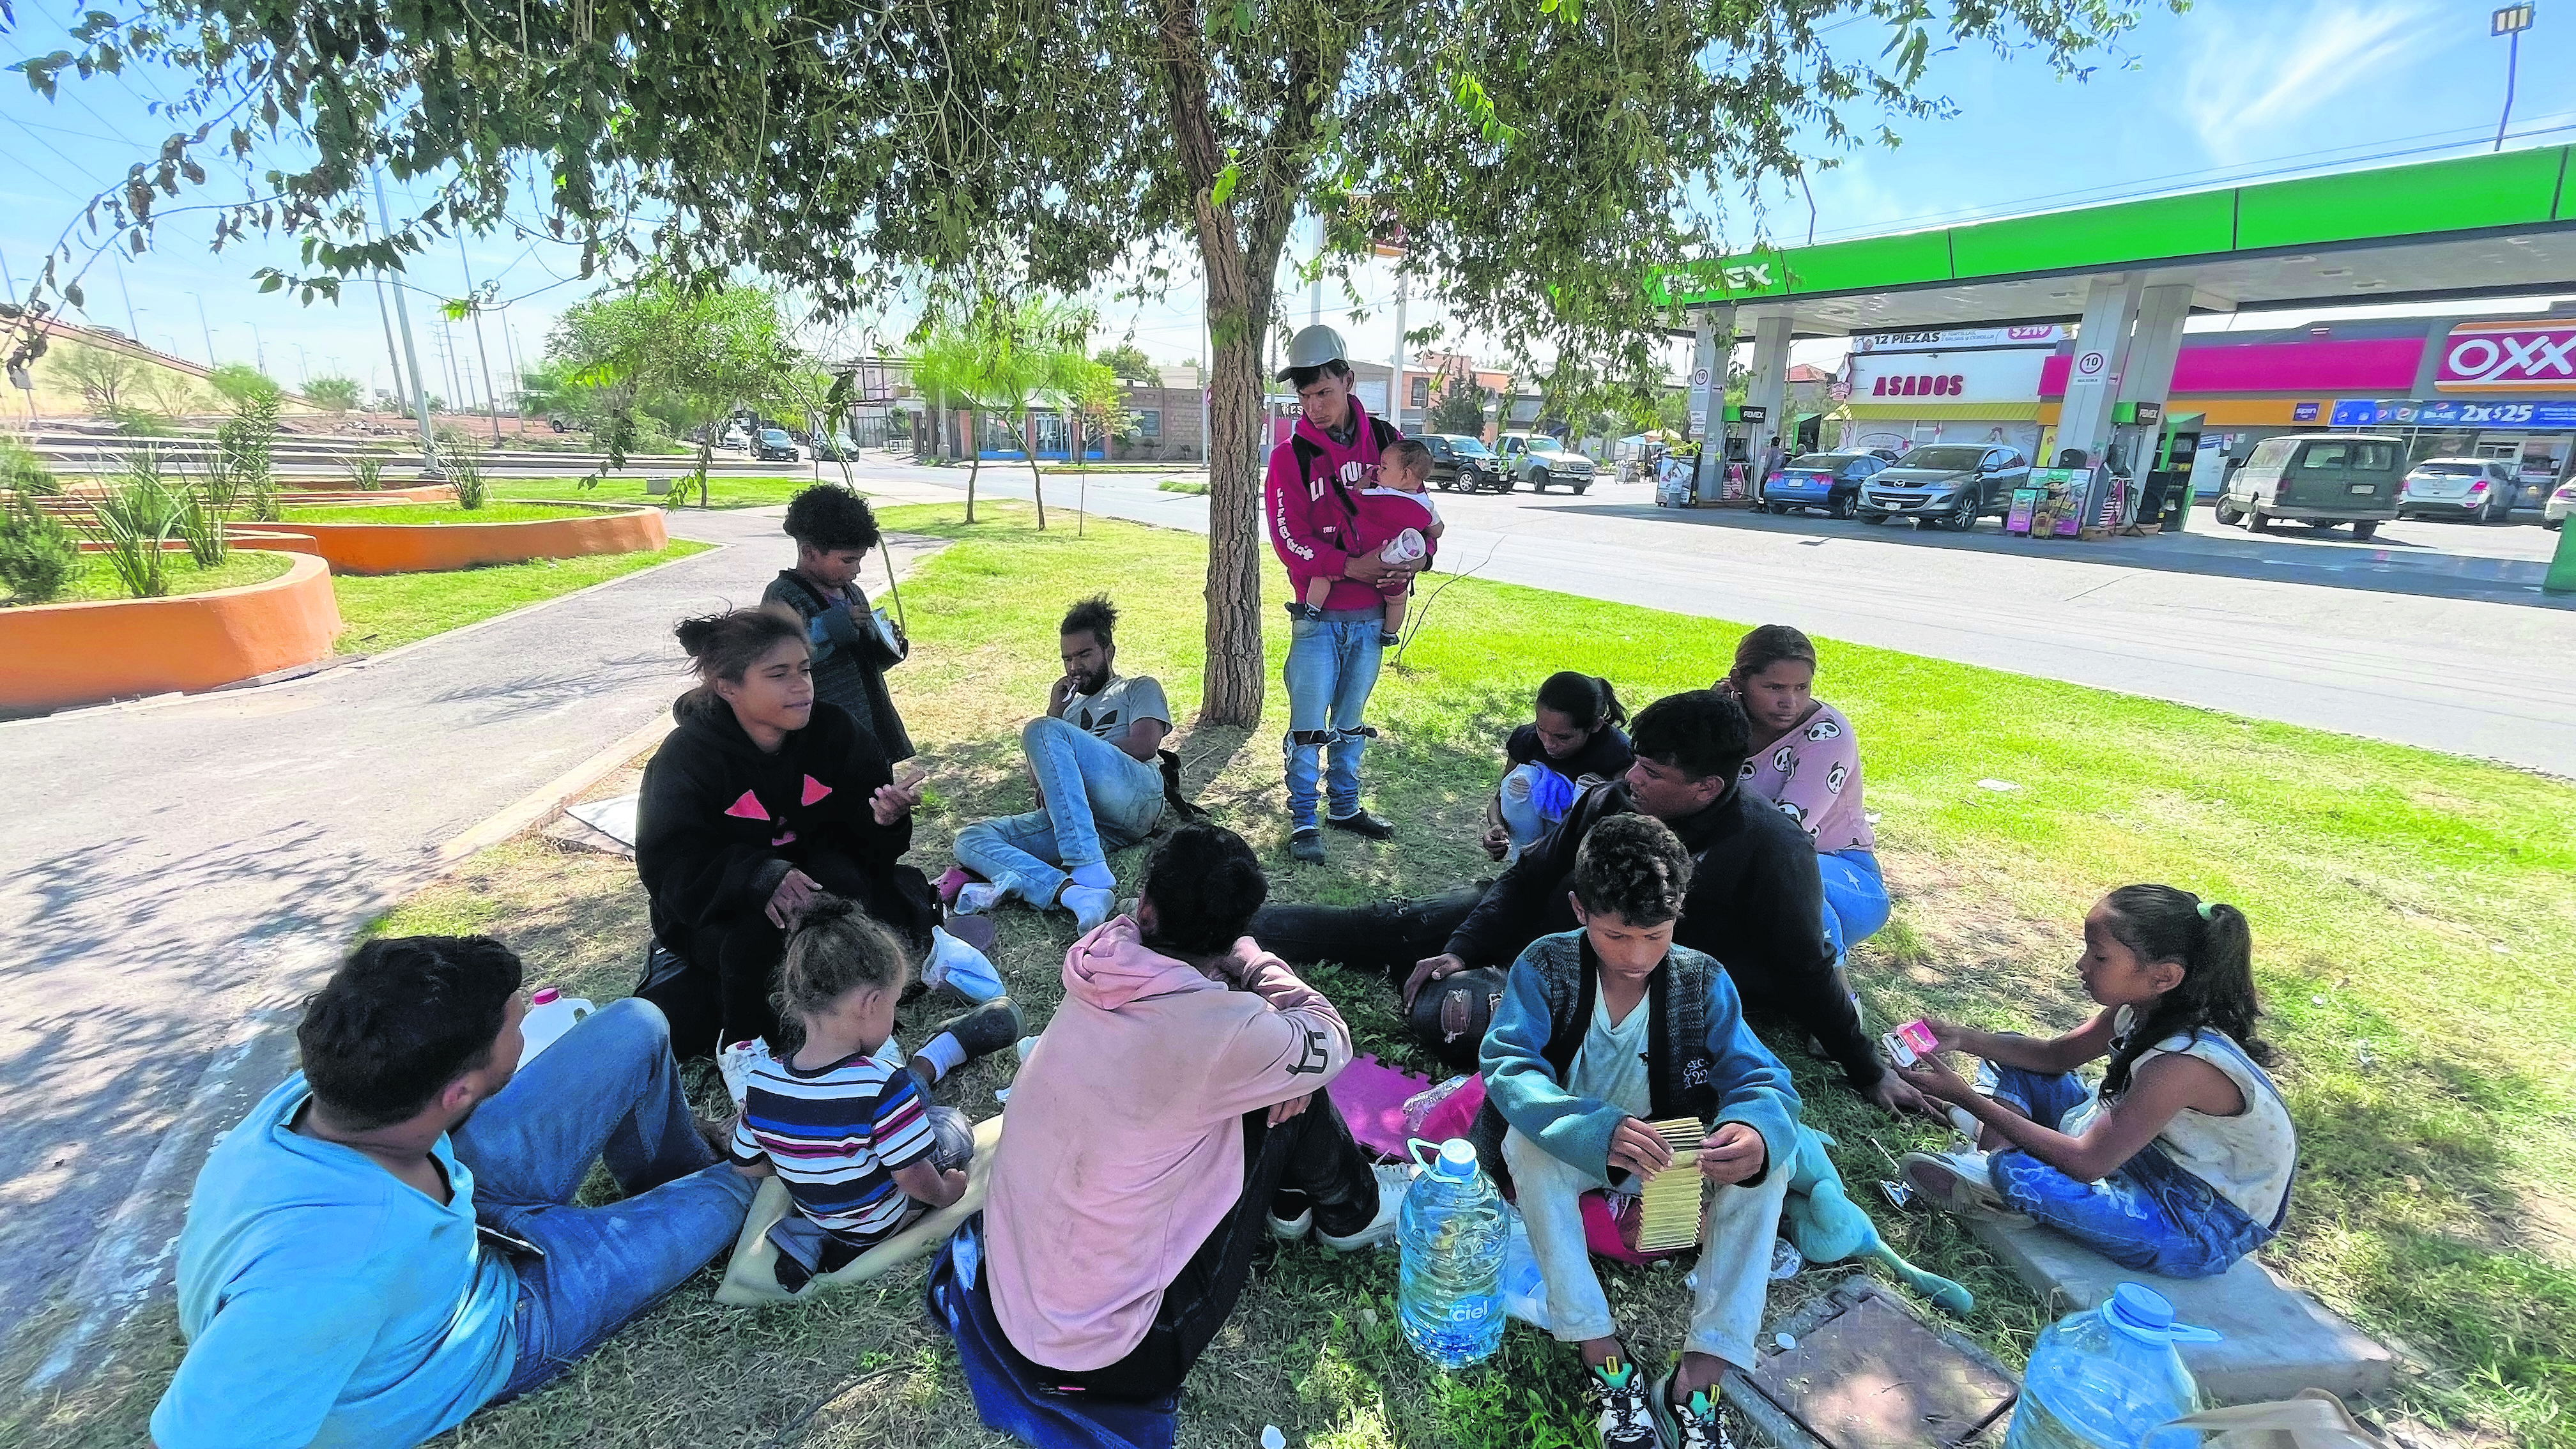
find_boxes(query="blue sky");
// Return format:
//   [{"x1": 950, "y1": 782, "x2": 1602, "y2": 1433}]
[{"x1": 3, "y1": 0, "x2": 2569, "y2": 399}]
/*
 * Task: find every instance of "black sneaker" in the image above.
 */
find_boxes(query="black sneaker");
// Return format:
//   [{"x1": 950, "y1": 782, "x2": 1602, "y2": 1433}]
[
  {"x1": 1289, "y1": 828, "x2": 1326, "y2": 864},
  {"x1": 1325, "y1": 809, "x2": 1395, "y2": 839},
  {"x1": 1653, "y1": 1376, "x2": 1735, "y2": 1449},
  {"x1": 1586, "y1": 1355, "x2": 1665, "y2": 1449},
  {"x1": 930, "y1": 996, "x2": 1023, "y2": 1065}
]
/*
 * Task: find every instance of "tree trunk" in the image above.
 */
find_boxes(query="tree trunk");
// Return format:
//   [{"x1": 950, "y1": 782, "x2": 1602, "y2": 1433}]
[
  {"x1": 1199, "y1": 296, "x2": 1268, "y2": 726},
  {"x1": 963, "y1": 410, "x2": 981, "y2": 523},
  {"x1": 1019, "y1": 410, "x2": 1048, "y2": 530}
]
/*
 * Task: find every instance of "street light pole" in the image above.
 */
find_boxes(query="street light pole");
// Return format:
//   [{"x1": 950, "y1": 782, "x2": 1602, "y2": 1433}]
[
  {"x1": 455, "y1": 230, "x2": 502, "y2": 443},
  {"x1": 370, "y1": 165, "x2": 440, "y2": 472},
  {"x1": 192, "y1": 293, "x2": 216, "y2": 369},
  {"x1": 2494, "y1": 4, "x2": 2536, "y2": 150}
]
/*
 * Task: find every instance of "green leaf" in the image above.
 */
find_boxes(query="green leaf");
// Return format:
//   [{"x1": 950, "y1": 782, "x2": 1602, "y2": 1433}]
[{"x1": 1209, "y1": 162, "x2": 1241, "y2": 211}]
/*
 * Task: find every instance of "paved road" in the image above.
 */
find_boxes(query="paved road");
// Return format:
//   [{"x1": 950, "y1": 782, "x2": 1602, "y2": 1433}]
[
  {"x1": 0, "y1": 492, "x2": 949, "y2": 1379},
  {"x1": 874, "y1": 458, "x2": 2576, "y2": 778}
]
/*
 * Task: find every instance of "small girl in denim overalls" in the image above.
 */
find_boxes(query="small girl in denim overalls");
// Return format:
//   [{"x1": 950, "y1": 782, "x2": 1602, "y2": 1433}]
[{"x1": 1889, "y1": 885, "x2": 2295, "y2": 1278}]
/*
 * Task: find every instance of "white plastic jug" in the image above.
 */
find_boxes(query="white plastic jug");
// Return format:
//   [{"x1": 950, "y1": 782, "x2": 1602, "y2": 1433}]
[{"x1": 517, "y1": 988, "x2": 594, "y2": 1069}]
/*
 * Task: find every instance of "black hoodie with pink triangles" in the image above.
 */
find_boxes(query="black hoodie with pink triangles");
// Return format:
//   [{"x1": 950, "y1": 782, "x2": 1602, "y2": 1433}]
[{"x1": 636, "y1": 694, "x2": 914, "y2": 952}]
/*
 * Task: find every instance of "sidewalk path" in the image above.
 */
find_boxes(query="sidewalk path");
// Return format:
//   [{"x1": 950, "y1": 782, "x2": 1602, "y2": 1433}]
[{"x1": 0, "y1": 498, "x2": 936, "y2": 1373}]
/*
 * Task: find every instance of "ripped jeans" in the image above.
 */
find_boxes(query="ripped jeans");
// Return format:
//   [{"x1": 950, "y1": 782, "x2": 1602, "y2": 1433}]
[{"x1": 1282, "y1": 610, "x2": 1384, "y2": 832}]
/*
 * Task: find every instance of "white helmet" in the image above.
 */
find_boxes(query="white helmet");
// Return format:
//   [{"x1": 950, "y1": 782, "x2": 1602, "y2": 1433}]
[{"x1": 1277, "y1": 323, "x2": 1348, "y2": 379}]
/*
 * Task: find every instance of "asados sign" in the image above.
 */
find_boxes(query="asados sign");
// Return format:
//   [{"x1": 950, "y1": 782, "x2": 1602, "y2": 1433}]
[{"x1": 1871, "y1": 374, "x2": 1967, "y2": 397}]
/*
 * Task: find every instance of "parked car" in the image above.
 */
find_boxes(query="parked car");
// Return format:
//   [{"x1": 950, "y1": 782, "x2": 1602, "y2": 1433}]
[
  {"x1": 719, "y1": 424, "x2": 751, "y2": 450},
  {"x1": 755, "y1": 427, "x2": 800, "y2": 463},
  {"x1": 1419, "y1": 433, "x2": 1508, "y2": 493},
  {"x1": 1496, "y1": 433, "x2": 1597, "y2": 494},
  {"x1": 2213, "y1": 433, "x2": 2405, "y2": 539},
  {"x1": 809, "y1": 434, "x2": 854, "y2": 462},
  {"x1": 2546, "y1": 479, "x2": 2572, "y2": 532},
  {"x1": 1863, "y1": 447, "x2": 1905, "y2": 463},
  {"x1": 1762, "y1": 451, "x2": 1889, "y2": 520},
  {"x1": 1857, "y1": 444, "x2": 2030, "y2": 530},
  {"x1": 2397, "y1": 457, "x2": 2519, "y2": 523}
]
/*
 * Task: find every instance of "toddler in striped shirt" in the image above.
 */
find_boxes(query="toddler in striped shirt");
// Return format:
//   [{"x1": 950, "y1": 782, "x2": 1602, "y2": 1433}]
[{"x1": 730, "y1": 898, "x2": 1008, "y2": 1289}]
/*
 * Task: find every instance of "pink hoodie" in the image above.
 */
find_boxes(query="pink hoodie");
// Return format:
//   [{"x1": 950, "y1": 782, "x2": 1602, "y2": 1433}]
[{"x1": 984, "y1": 917, "x2": 1354, "y2": 1372}]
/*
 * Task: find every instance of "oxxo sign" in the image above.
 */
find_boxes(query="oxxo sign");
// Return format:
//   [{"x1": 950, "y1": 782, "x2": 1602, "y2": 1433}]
[{"x1": 2434, "y1": 321, "x2": 2576, "y2": 394}]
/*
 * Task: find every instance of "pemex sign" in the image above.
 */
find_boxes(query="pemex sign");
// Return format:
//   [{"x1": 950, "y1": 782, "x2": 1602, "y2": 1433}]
[{"x1": 2433, "y1": 320, "x2": 2576, "y2": 394}]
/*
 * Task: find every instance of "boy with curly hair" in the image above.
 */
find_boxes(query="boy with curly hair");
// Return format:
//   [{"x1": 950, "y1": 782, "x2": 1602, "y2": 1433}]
[
  {"x1": 765, "y1": 484, "x2": 912, "y2": 762},
  {"x1": 1476, "y1": 813, "x2": 1801, "y2": 1449}
]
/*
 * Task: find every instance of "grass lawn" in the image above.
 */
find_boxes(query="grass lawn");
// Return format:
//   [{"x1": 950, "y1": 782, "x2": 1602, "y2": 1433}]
[
  {"x1": 330, "y1": 540, "x2": 712, "y2": 655},
  {"x1": 494, "y1": 473, "x2": 834, "y2": 511},
  {"x1": 12, "y1": 502, "x2": 2568, "y2": 1449},
  {"x1": 278, "y1": 502, "x2": 620, "y2": 525},
  {"x1": 5, "y1": 549, "x2": 293, "y2": 606}
]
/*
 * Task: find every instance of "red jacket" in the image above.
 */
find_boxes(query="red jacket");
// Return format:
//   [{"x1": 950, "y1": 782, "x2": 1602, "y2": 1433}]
[{"x1": 1264, "y1": 397, "x2": 1405, "y2": 612}]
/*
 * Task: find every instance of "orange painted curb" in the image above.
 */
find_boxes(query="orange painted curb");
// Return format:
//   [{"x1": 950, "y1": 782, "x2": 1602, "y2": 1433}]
[
  {"x1": 0, "y1": 551, "x2": 342, "y2": 713},
  {"x1": 227, "y1": 505, "x2": 668, "y2": 576}
]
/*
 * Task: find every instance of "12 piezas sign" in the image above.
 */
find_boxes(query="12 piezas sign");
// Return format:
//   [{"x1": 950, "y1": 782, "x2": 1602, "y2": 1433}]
[{"x1": 2434, "y1": 321, "x2": 2576, "y2": 394}]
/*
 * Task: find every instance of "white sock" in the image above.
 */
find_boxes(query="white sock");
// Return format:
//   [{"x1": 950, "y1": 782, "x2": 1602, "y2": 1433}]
[
  {"x1": 914, "y1": 1032, "x2": 968, "y2": 1083},
  {"x1": 1069, "y1": 860, "x2": 1116, "y2": 891},
  {"x1": 1061, "y1": 885, "x2": 1116, "y2": 933}
]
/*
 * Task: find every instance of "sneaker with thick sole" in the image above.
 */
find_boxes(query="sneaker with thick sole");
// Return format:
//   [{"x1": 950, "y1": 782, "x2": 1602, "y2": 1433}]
[
  {"x1": 1288, "y1": 828, "x2": 1326, "y2": 864},
  {"x1": 1266, "y1": 1191, "x2": 1314, "y2": 1242},
  {"x1": 1326, "y1": 809, "x2": 1395, "y2": 839},
  {"x1": 927, "y1": 997, "x2": 1024, "y2": 1067},
  {"x1": 1899, "y1": 1149, "x2": 2023, "y2": 1220},
  {"x1": 1586, "y1": 1356, "x2": 1665, "y2": 1449},
  {"x1": 1652, "y1": 1377, "x2": 1735, "y2": 1449},
  {"x1": 1316, "y1": 1162, "x2": 1414, "y2": 1254}
]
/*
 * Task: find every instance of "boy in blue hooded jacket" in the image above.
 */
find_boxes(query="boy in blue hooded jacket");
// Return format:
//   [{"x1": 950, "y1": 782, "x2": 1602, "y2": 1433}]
[{"x1": 1480, "y1": 813, "x2": 1800, "y2": 1449}]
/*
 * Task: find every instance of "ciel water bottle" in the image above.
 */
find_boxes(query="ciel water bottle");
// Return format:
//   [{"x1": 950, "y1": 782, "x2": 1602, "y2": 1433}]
[
  {"x1": 1396, "y1": 1138, "x2": 1508, "y2": 1368},
  {"x1": 2005, "y1": 1283, "x2": 2223, "y2": 1449}
]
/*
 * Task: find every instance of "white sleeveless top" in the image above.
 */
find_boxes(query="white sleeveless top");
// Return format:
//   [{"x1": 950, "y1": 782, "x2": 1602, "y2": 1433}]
[{"x1": 2062, "y1": 1006, "x2": 2296, "y2": 1225}]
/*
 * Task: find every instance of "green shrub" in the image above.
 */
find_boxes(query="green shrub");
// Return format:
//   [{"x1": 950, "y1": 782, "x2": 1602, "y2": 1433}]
[
  {"x1": 208, "y1": 363, "x2": 281, "y2": 406},
  {"x1": 0, "y1": 491, "x2": 81, "y2": 602},
  {"x1": 440, "y1": 441, "x2": 489, "y2": 510},
  {"x1": 0, "y1": 435, "x2": 57, "y2": 496},
  {"x1": 173, "y1": 481, "x2": 230, "y2": 569},
  {"x1": 84, "y1": 459, "x2": 183, "y2": 598},
  {"x1": 217, "y1": 390, "x2": 282, "y2": 521},
  {"x1": 344, "y1": 455, "x2": 385, "y2": 491}
]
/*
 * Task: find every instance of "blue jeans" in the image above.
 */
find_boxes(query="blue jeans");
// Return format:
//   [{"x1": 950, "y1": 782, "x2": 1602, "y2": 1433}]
[
  {"x1": 1981, "y1": 1062, "x2": 2273, "y2": 1279},
  {"x1": 451, "y1": 999, "x2": 757, "y2": 1399},
  {"x1": 954, "y1": 716, "x2": 1166, "y2": 906},
  {"x1": 1497, "y1": 762, "x2": 1577, "y2": 852},
  {"x1": 1818, "y1": 848, "x2": 1890, "y2": 961},
  {"x1": 1282, "y1": 615, "x2": 1383, "y2": 831}
]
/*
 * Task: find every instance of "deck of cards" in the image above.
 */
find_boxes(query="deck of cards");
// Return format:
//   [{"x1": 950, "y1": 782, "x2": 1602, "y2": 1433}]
[{"x1": 1881, "y1": 1018, "x2": 1939, "y2": 1068}]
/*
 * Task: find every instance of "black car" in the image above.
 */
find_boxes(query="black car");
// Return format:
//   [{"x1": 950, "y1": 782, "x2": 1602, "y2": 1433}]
[
  {"x1": 1761, "y1": 451, "x2": 1888, "y2": 519},
  {"x1": 1420, "y1": 433, "x2": 1509, "y2": 493},
  {"x1": 755, "y1": 427, "x2": 801, "y2": 463},
  {"x1": 1857, "y1": 444, "x2": 2031, "y2": 530}
]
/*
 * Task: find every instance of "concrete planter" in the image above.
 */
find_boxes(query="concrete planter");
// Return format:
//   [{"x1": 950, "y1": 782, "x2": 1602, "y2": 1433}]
[
  {"x1": 234, "y1": 503, "x2": 667, "y2": 576},
  {"x1": 0, "y1": 551, "x2": 341, "y2": 714}
]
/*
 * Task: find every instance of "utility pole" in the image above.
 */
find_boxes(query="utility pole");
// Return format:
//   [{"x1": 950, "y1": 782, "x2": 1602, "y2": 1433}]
[
  {"x1": 500, "y1": 319, "x2": 525, "y2": 431},
  {"x1": 2494, "y1": 5, "x2": 2536, "y2": 150},
  {"x1": 1388, "y1": 270, "x2": 1409, "y2": 430},
  {"x1": 114, "y1": 262, "x2": 140, "y2": 344},
  {"x1": 192, "y1": 293, "x2": 217, "y2": 369},
  {"x1": 455, "y1": 230, "x2": 502, "y2": 443},
  {"x1": 437, "y1": 319, "x2": 466, "y2": 420},
  {"x1": 370, "y1": 165, "x2": 440, "y2": 471}
]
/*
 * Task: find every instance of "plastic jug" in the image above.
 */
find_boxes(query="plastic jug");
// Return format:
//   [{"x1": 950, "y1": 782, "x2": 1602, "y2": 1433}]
[
  {"x1": 1396, "y1": 1138, "x2": 1508, "y2": 1368},
  {"x1": 516, "y1": 988, "x2": 594, "y2": 1070},
  {"x1": 2005, "y1": 1283, "x2": 2222, "y2": 1449}
]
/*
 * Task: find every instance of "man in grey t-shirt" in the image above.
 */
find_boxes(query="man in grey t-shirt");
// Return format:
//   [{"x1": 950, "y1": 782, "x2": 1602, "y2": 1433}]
[{"x1": 953, "y1": 595, "x2": 1171, "y2": 931}]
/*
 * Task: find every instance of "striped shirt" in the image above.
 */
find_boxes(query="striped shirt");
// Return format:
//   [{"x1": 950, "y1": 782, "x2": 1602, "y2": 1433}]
[{"x1": 728, "y1": 1046, "x2": 938, "y2": 1238}]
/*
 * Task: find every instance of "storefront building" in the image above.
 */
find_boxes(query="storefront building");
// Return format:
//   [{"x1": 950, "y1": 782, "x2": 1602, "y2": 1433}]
[
  {"x1": 1835, "y1": 325, "x2": 2065, "y2": 462},
  {"x1": 2034, "y1": 309, "x2": 2576, "y2": 507}
]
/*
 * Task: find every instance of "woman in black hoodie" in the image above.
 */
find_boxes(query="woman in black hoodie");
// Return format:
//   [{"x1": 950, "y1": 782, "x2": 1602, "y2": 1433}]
[{"x1": 634, "y1": 606, "x2": 995, "y2": 1057}]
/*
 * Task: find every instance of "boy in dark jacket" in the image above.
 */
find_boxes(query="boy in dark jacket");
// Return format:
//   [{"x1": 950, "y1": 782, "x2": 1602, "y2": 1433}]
[
  {"x1": 763, "y1": 485, "x2": 913, "y2": 763},
  {"x1": 1482, "y1": 813, "x2": 1800, "y2": 1449}
]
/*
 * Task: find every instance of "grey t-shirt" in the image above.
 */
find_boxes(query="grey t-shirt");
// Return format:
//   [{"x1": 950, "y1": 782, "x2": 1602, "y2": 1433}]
[{"x1": 1058, "y1": 673, "x2": 1171, "y2": 744}]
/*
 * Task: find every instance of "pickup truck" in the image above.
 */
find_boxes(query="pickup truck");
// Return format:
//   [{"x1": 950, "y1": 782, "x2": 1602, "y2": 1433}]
[{"x1": 1496, "y1": 433, "x2": 1597, "y2": 494}]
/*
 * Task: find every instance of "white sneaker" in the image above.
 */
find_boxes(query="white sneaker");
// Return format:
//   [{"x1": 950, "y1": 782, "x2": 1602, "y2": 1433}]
[
  {"x1": 1060, "y1": 884, "x2": 1116, "y2": 934},
  {"x1": 954, "y1": 882, "x2": 1005, "y2": 915},
  {"x1": 717, "y1": 1035, "x2": 770, "y2": 1109},
  {"x1": 1318, "y1": 1163, "x2": 1416, "y2": 1254},
  {"x1": 1899, "y1": 1149, "x2": 2022, "y2": 1220}
]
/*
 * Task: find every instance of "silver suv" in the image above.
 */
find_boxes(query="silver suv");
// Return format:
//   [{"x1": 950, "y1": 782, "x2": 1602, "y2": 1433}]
[
  {"x1": 2398, "y1": 457, "x2": 2518, "y2": 523},
  {"x1": 1496, "y1": 433, "x2": 1597, "y2": 494},
  {"x1": 1859, "y1": 444, "x2": 2031, "y2": 531}
]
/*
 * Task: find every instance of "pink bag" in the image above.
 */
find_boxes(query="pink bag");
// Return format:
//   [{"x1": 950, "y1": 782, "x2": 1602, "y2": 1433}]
[{"x1": 1413, "y1": 1075, "x2": 1684, "y2": 1266}]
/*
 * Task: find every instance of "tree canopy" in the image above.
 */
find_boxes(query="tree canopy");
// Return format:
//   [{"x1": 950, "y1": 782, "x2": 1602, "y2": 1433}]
[
  {"x1": 8, "y1": 0, "x2": 2164, "y2": 720},
  {"x1": 548, "y1": 279, "x2": 805, "y2": 504}
]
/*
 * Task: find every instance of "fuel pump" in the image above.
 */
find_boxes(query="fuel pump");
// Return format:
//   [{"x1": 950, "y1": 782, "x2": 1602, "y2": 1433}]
[{"x1": 2142, "y1": 411, "x2": 2202, "y2": 532}]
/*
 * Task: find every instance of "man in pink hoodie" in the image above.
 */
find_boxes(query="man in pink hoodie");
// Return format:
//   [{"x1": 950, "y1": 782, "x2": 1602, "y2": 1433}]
[
  {"x1": 1264, "y1": 324, "x2": 1425, "y2": 865},
  {"x1": 983, "y1": 820, "x2": 1406, "y2": 1399}
]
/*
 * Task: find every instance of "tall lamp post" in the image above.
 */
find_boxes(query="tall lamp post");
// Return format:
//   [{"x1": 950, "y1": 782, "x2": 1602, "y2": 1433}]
[{"x1": 2494, "y1": 4, "x2": 2536, "y2": 150}]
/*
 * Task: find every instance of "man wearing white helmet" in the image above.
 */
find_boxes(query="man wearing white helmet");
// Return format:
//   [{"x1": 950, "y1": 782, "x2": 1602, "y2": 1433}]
[{"x1": 1264, "y1": 324, "x2": 1422, "y2": 864}]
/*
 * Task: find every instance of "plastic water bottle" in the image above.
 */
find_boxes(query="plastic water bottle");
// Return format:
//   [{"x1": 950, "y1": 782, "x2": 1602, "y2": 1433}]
[
  {"x1": 2004, "y1": 1284, "x2": 2222, "y2": 1449},
  {"x1": 1397, "y1": 1138, "x2": 1508, "y2": 1368},
  {"x1": 516, "y1": 988, "x2": 593, "y2": 1070}
]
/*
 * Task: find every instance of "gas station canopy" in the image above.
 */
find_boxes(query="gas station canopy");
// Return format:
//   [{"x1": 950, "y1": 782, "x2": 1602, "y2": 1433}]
[{"x1": 1655, "y1": 147, "x2": 2576, "y2": 334}]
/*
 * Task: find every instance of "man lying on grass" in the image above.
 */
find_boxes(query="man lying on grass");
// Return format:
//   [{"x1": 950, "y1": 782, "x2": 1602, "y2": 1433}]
[
  {"x1": 151, "y1": 938, "x2": 753, "y2": 1449},
  {"x1": 1254, "y1": 689, "x2": 1931, "y2": 1116},
  {"x1": 1476, "y1": 813, "x2": 1800, "y2": 1449}
]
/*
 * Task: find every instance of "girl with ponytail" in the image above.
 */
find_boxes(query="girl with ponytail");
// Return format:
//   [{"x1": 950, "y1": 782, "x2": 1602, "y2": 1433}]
[
  {"x1": 1715, "y1": 624, "x2": 1889, "y2": 971},
  {"x1": 1482, "y1": 671, "x2": 1635, "y2": 861},
  {"x1": 1889, "y1": 885, "x2": 2296, "y2": 1278}
]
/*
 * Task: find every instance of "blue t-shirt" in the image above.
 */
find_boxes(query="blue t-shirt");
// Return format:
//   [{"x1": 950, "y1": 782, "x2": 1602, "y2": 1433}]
[{"x1": 151, "y1": 1075, "x2": 519, "y2": 1448}]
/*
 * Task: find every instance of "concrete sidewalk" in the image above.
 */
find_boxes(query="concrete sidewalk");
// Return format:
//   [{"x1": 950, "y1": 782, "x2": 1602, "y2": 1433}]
[{"x1": 0, "y1": 491, "x2": 933, "y2": 1379}]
